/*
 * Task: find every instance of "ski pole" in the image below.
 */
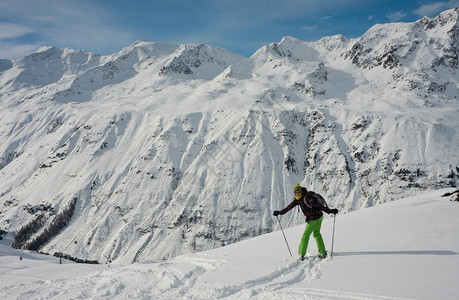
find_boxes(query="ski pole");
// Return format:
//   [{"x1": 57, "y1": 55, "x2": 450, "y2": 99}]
[
  {"x1": 276, "y1": 215, "x2": 292, "y2": 257},
  {"x1": 330, "y1": 214, "x2": 336, "y2": 258}
]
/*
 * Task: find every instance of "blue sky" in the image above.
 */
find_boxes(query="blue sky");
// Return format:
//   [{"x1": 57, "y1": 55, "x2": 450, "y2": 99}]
[{"x1": 0, "y1": 0, "x2": 458, "y2": 59}]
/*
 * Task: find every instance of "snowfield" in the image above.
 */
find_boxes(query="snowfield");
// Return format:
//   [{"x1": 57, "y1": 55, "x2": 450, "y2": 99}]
[{"x1": 1, "y1": 189, "x2": 458, "y2": 299}]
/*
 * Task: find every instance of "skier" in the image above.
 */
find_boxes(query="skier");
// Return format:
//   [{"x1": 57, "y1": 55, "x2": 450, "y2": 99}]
[{"x1": 273, "y1": 184, "x2": 338, "y2": 260}]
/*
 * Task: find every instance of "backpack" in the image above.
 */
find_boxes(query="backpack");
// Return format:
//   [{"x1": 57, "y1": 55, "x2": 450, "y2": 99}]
[{"x1": 303, "y1": 191, "x2": 328, "y2": 209}]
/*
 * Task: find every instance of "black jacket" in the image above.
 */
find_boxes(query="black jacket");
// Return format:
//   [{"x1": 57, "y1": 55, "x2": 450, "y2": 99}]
[{"x1": 280, "y1": 188, "x2": 333, "y2": 222}]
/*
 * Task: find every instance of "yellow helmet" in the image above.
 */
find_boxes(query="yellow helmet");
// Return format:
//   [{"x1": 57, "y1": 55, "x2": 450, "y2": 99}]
[{"x1": 294, "y1": 184, "x2": 302, "y2": 199}]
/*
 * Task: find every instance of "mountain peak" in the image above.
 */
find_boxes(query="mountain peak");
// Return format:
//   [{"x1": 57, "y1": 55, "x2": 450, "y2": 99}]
[
  {"x1": 434, "y1": 6, "x2": 458, "y2": 24},
  {"x1": 33, "y1": 45, "x2": 57, "y2": 54},
  {"x1": 342, "y1": 7, "x2": 459, "y2": 71},
  {"x1": 157, "y1": 43, "x2": 243, "y2": 79},
  {"x1": 315, "y1": 34, "x2": 349, "y2": 52},
  {"x1": 418, "y1": 7, "x2": 458, "y2": 30}
]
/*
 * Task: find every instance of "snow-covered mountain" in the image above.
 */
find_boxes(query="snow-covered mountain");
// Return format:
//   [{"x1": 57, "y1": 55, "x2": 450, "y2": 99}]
[{"x1": 0, "y1": 8, "x2": 458, "y2": 263}]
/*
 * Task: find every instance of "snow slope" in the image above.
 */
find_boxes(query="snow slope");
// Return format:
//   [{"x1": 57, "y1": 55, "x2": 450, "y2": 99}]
[
  {"x1": 1, "y1": 189, "x2": 458, "y2": 299},
  {"x1": 0, "y1": 8, "x2": 458, "y2": 263}
]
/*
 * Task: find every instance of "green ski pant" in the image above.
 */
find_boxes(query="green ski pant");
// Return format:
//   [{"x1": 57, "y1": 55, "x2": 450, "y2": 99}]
[{"x1": 298, "y1": 216, "x2": 326, "y2": 256}]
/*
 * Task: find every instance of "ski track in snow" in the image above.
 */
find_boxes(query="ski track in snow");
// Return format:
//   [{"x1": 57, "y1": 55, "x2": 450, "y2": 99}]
[
  {"x1": 1, "y1": 257, "x2": 406, "y2": 300},
  {"x1": 0, "y1": 254, "x2": 401, "y2": 300},
  {"x1": 0, "y1": 255, "x2": 325, "y2": 299}
]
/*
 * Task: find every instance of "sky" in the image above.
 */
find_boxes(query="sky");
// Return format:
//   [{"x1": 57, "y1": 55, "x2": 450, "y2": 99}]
[{"x1": 0, "y1": 0, "x2": 458, "y2": 60}]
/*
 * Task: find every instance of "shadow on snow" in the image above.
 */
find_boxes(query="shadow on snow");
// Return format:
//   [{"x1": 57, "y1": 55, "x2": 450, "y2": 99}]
[{"x1": 334, "y1": 250, "x2": 458, "y2": 256}]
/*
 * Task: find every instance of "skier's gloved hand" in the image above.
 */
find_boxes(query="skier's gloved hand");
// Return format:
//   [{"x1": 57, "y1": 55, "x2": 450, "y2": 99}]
[
  {"x1": 273, "y1": 210, "x2": 281, "y2": 216},
  {"x1": 330, "y1": 208, "x2": 338, "y2": 214}
]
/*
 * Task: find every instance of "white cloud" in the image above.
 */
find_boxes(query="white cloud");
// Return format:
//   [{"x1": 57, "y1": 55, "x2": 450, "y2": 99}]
[
  {"x1": 0, "y1": 0, "x2": 135, "y2": 59},
  {"x1": 0, "y1": 22, "x2": 37, "y2": 59},
  {"x1": 414, "y1": 1, "x2": 459, "y2": 17},
  {"x1": 0, "y1": 42, "x2": 39, "y2": 60},
  {"x1": 386, "y1": 11, "x2": 408, "y2": 22},
  {"x1": 300, "y1": 25, "x2": 319, "y2": 31},
  {"x1": 0, "y1": 22, "x2": 33, "y2": 40}
]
